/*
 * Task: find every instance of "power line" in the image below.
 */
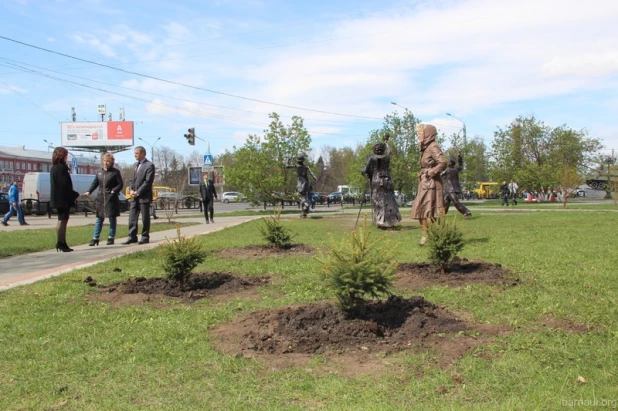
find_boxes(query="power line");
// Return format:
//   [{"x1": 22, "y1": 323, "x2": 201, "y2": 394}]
[
  {"x1": 0, "y1": 57, "x2": 358, "y2": 126},
  {"x1": 0, "y1": 35, "x2": 382, "y2": 120},
  {"x1": 0, "y1": 79, "x2": 60, "y2": 122},
  {"x1": 0, "y1": 61, "x2": 367, "y2": 140}
]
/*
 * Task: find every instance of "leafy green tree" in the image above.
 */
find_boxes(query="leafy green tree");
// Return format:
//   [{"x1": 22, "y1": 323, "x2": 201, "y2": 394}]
[
  {"x1": 489, "y1": 116, "x2": 601, "y2": 192},
  {"x1": 224, "y1": 113, "x2": 312, "y2": 204},
  {"x1": 350, "y1": 110, "x2": 421, "y2": 198},
  {"x1": 444, "y1": 134, "x2": 489, "y2": 188},
  {"x1": 317, "y1": 146, "x2": 356, "y2": 192}
]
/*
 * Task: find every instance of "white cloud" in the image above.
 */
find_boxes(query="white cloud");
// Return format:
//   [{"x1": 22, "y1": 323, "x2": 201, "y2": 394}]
[
  {"x1": 541, "y1": 52, "x2": 618, "y2": 78},
  {"x1": 0, "y1": 85, "x2": 28, "y2": 95},
  {"x1": 245, "y1": 0, "x2": 618, "y2": 123}
]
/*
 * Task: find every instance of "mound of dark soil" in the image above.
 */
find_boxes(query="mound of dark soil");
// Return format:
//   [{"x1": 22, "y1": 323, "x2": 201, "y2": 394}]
[
  {"x1": 213, "y1": 295, "x2": 509, "y2": 375},
  {"x1": 217, "y1": 244, "x2": 315, "y2": 259},
  {"x1": 96, "y1": 272, "x2": 270, "y2": 301},
  {"x1": 396, "y1": 258, "x2": 518, "y2": 290}
]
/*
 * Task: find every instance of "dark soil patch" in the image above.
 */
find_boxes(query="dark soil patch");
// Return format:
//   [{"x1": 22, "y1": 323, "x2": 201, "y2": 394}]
[
  {"x1": 396, "y1": 258, "x2": 519, "y2": 290},
  {"x1": 212, "y1": 295, "x2": 509, "y2": 376},
  {"x1": 89, "y1": 272, "x2": 270, "y2": 306},
  {"x1": 217, "y1": 244, "x2": 315, "y2": 259}
]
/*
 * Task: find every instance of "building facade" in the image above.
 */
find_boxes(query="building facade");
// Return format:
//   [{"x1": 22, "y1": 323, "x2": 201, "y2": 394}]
[{"x1": 0, "y1": 146, "x2": 99, "y2": 192}]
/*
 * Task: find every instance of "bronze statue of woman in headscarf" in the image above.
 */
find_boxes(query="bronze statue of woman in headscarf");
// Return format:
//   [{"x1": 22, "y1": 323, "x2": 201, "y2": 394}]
[{"x1": 410, "y1": 124, "x2": 447, "y2": 245}]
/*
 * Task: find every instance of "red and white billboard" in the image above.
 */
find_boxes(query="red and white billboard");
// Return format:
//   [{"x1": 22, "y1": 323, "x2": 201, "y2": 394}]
[{"x1": 61, "y1": 121, "x2": 134, "y2": 147}]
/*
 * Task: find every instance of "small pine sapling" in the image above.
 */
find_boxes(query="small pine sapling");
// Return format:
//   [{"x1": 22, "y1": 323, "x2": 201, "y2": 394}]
[
  {"x1": 157, "y1": 224, "x2": 207, "y2": 288},
  {"x1": 316, "y1": 217, "x2": 397, "y2": 313},
  {"x1": 259, "y1": 206, "x2": 295, "y2": 248},
  {"x1": 426, "y1": 217, "x2": 465, "y2": 273}
]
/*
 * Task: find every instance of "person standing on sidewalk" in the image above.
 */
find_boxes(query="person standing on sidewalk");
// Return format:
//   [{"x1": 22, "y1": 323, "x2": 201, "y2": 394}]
[
  {"x1": 84, "y1": 153, "x2": 124, "y2": 246},
  {"x1": 198, "y1": 171, "x2": 217, "y2": 223},
  {"x1": 50, "y1": 147, "x2": 80, "y2": 252},
  {"x1": 508, "y1": 178, "x2": 519, "y2": 205},
  {"x1": 122, "y1": 146, "x2": 155, "y2": 245},
  {"x1": 500, "y1": 180, "x2": 510, "y2": 206},
  {"x1": 1, "y1": 180, "x2": 28, "y2": 227}
]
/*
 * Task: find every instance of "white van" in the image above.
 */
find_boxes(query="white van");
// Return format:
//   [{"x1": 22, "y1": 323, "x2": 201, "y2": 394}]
[{"x1": 21, "y1": 172, "x2": 100, "y2": 215}]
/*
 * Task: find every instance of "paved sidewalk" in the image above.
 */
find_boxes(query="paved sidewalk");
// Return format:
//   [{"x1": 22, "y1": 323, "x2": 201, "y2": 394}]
[{"x1": 0, "y1": 215, "x2": 262, "y2": 291}]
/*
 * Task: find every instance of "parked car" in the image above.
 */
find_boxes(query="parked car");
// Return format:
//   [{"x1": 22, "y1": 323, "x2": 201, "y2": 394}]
[
  {"x1": 221, "y1": 192, "x2": 244, "y2": 203},
  {"x1": 312, "y1": 192, "x2": 329, "y2": 204},
  {"x1": 328, "y1": 191, "x2": 343, "y2": 203},
  {"x1": 118, "y1": 193, "x2": 129, "y2": 213},
  {"x1": 0, "y1": 192, "x2": 11, "y2": 214}
]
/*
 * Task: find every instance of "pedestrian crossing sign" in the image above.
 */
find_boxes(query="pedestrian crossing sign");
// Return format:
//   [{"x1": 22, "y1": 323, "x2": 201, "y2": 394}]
[{"x1": 203, "y1": 154, "x2": 213, "y2": 167}]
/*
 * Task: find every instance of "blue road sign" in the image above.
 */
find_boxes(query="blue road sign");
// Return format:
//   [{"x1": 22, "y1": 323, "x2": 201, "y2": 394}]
[{"x1": 203, "y1": 154, "x2": 213, "y2": 167}]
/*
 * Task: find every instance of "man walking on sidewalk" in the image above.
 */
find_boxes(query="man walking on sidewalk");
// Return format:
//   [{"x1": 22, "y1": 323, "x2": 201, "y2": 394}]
[
  {"x1": 198, "y1": 172, "x2": 217, "y2": 223},
  {"x1": 2, "y1": 181, "x2": 28, "y2": 227},
  {"x1": 509, "y1": 178, "x2": 519, "y2": 206}
]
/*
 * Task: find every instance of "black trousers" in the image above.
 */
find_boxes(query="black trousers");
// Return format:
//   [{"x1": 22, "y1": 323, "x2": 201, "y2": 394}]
[
  {"x1": 128, "y1": 200, "x2": 151, "y2": 240},
  {"x1": 501, "y1": 194, "x2": 510, "y2": 206},
  {"x1": 444, "y1": 192, "x2": 471, "y2": 216},
  {"x1": 202, "y1": 200, "x2": 214, "y2": 220}
]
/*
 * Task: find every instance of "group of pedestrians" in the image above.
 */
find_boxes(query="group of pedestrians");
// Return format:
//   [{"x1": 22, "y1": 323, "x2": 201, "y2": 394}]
[
  {"x1": 500, "y1": 179, "x2": 519, "y2": 206},
  {"x1": 3, "y1": 144, "x2": 220, "y2": 252},
  {"x1": 47, "y1": 145, "x2": 159, "y2": 252}
]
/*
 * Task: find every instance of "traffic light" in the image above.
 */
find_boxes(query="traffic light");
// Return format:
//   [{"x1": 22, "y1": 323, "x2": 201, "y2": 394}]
[{"x1": 184, "y1": 127, "x2": 195, "y2": 145}]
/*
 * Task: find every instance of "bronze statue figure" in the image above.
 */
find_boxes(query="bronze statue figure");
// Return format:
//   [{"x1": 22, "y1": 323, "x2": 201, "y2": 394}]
[
  {"x1": 361, "y1": 134, "x2": 401, "y2": 229},
  {"x1": 410, "y1": 124, "x2": 447, "y2": 245},
  {"x1": 286, "y1": 153, "x2": 317, "y2": 218},
  {"x1": 443, "y1": 154, "x2": 472, "y2": 219}
]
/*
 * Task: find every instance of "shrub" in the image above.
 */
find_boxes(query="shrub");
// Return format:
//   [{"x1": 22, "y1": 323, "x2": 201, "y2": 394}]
[
  {"x1": 157, "y1": 224, "x2": 207, "y2": 287},
  {"x1": 426, "y1": 217, "x2": 465, "y2": 273},
  {"x1": 259, "y1": 207, "x2": 294, "y2": 248},
  {"x1": 317, "y1": 217, "x2": 397, "y2": 313}
]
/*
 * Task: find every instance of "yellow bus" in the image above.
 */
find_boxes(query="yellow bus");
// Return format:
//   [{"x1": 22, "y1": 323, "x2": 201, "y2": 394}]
[
  {"x1": 124, "y1": 186, "x2": 177, "y2": 202},
  {"x1": 473, "y1": 182, "x2": 498, "y2": 199}
]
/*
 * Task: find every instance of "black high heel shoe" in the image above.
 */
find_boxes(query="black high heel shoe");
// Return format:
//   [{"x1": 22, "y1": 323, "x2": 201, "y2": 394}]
[
  {"x1": 106, "y1": 238, "x2": 114, "y2": 245},
  {"x1": 89, "y1": 239, "x2": 99, "y2": 246},
  {"x1": 56, "y1": 242, "x2": 74, "y2": 252}
]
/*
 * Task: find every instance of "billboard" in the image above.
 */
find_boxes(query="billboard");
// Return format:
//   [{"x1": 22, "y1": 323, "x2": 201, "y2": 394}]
[
  {"x1": 61, "y1": 121, "x2": 134, "y2": 147},
  {"x1": 188, "y1": 167, "x2": 202, "y2": 186}
]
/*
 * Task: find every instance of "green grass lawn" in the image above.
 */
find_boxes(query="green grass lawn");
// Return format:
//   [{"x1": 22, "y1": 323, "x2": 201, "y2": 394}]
[
  {"x1": 1, "y1": 211, "x2": 617, "y2": 409},
  {"x1": 0, "y1": 222, "x2": 199, "y2": 258},
  {"x1": 464, "y1": 198, "x2": 618, "y2": 210}
]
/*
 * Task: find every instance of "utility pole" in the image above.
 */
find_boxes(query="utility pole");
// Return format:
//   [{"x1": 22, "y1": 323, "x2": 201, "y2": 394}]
[{"x1": 605, "y1": 149, "x2": 616, "y2": 199}]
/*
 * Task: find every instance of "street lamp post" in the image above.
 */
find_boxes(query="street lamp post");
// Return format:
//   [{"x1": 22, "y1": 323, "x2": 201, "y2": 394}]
[
  {"x1": 391, "y1": 102, "x2": 410, "y2": 112},
  {"x1": 194, "y1": 136, "x2": 211, "y2": 154},
  {"x1": 138, "y1": 137, "x2": 161, "y2": 156},
  {"x1": 446, "y1": 112, "x2": 468, "y2": 189},
  {"x1": 605, "y1": 153, "x2": 616, "y2": 199},
  {"x1": 43, "y1": 139, "x2": 54, "y2": 153},
  {"x1": 446, "y1": 113, "x2": 467, "y2": 147}
]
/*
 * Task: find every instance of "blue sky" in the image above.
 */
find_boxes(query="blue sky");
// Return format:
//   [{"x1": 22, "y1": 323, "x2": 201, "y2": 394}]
[{"x1": 1, "y1": 0, "x2": 617, "y2": 166}]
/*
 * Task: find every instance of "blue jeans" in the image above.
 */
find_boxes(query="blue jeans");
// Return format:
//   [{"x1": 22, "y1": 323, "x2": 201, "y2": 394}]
[
  {"x1": 3, "y1": 202, "x2": 25, "y2": 224},
  {"x1": 93, "y1": 216, "x2": 117, "y2": 239}
]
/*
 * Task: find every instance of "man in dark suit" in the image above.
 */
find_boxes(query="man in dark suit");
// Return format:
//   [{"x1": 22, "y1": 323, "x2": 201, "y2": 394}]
[
  {"x1": 122, "y1": 146, "x2": 155, "y2": 245},
  {"x1": 198, "y1": 171, "x2": 217, "y2": 223}
]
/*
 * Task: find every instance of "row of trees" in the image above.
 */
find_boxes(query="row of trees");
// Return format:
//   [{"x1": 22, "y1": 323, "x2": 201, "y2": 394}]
[{"x1": 136, "y1": 111, "x2": 605, "y2": 205}]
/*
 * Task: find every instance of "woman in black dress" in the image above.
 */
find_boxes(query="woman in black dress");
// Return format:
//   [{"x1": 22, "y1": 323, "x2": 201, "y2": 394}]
[
  {"x1": 84, "y1": 152, "x2": 124, "y2": 245},
  {"x1": 50, "y1": 147, "x2": 79, "y2": 252}
]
